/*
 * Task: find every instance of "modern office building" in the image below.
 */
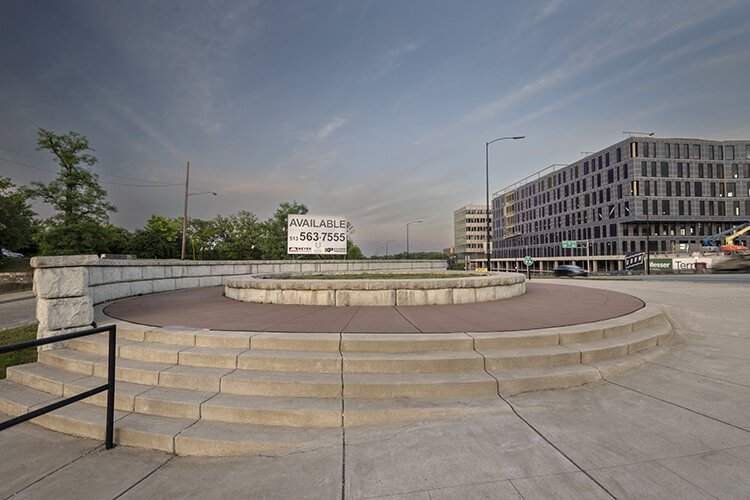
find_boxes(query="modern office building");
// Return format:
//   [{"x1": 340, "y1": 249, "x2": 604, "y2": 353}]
[
  {"x1": 453, "y1": 204, "x2": 491, "y2": 269},
  {"x1": 488, "y1": 136, "x2": 750, "y2": 272}
]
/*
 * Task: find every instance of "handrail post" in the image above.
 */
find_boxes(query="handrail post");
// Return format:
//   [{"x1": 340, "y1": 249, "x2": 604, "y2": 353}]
[{"x1": 105, "y1": 325, "x2": 116, "y2": 449}]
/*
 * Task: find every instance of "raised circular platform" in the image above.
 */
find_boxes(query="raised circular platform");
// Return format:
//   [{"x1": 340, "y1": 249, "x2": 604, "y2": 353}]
[
  {"x1": 224, "y1": 271, "x2": 525, "y2": 306},
  {"x1": 0, "y1": 282, "x2": 675, "y2": 457},
  {"x1": 104, "y1": 282, "x2": 643, "y2": 332}
]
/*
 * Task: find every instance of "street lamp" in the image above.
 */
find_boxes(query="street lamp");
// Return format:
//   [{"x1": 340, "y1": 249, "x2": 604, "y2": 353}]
[
  {"x1": 385, "y1": 239, "x2": 396, "y2": 258},
  {"x1": 181, "y1": 161, "x2": 218, "y2": 260},
  {"x1": 406, "y1": 220, "x2": 422, "y2": 258},
  {"x1": 486, "y1": 136, "x2": 525, "y2": 271}
]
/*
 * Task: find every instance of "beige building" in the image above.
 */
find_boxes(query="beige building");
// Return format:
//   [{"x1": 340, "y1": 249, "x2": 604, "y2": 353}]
[{"x1": 453, "y1": 204, "x2": 491, "y2": 269}]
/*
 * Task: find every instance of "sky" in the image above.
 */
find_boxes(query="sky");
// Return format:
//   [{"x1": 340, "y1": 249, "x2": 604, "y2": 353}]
[{"x1": 2, "y1": 0, "x2": 750, "y2": 256}]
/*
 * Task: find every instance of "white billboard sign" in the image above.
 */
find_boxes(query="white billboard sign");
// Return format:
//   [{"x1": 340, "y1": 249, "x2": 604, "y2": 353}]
[{"x1": 287, "y1": 214, "x2": 347, "y2": 255}]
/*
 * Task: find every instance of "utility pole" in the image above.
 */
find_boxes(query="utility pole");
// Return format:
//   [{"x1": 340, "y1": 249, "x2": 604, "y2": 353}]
[{"x1": 181, "y1": 161, "x2": 189, "y2": 260}]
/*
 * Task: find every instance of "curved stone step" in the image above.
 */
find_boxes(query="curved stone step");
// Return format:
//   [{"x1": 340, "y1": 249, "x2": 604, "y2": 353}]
[
  {"x1": 342, "y1": 351, "x2": 484, "y2": 373},
  {"x1": 342, "y1": 371, "x2": 499, "y2": 399}
]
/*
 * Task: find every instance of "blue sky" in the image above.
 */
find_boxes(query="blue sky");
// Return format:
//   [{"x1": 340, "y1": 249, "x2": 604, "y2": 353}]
[{"x1": 2, "y1": 0, "x2": 750, "y2": 255}]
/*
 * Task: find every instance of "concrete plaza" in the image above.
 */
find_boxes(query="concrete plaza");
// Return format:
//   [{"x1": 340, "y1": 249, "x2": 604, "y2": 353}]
[{"x1": 2, "y1": 279, "x2": 750, "y2": 499}]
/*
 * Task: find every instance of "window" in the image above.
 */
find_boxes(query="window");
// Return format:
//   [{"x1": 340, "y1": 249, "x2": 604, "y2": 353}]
[
  {"x1": 685, "y1": 182, "x2": 691, "y2": 196},
  {"x1": 651, "y1": 161, "x2": 657, "y2": 177},
  {"x1": 630, "y1": 142, "x2": 638, "y2": 157},
  {"x1": 709, "y1": 145, "x2": 715, "y2": 160},
  {"x1": 676, "y1": 182, "x2": 681, "y2": 196},
  {"x1": 692, "y1": 144, "x2": 701, "y2": 159},
  {"x1": 678, "y1": 200, "x2": 685, "y2": 215},
  {"x1": 718, "y1": 145, "x2": 724, "y2": 160},
  {"x1": 665, "y1": 143, "x2": 671, "y2": 158},
  {"x1": 605, "y1": 152, "x2": 610, "y2": 166},
  {"x1": 642, "y1": 143, "x2": 649, "y2": 158},
  {"x1": 631, "y1": 180, "x2": 639, "y2": 196},
  {"x1": 726, "y1": 145, "x2": 735, "y2": 160},
  {"x1": 662, "y1": 200, "x2": 670, "y2": 215},
  {"x1": 698, "y1": 163, "x2": 704, "y2": 178},
  {"x1": 718, "y1": 201, "x2": 726, "y2": 216},
  {"x1": 746, "y1": 145, "x2": 750, "y2": 160},
  {"x1": 661, "y1": 162, "x2": 669, "y2": 177},
  {"x1": 717, "y1": 164, "x2": 724, "y2": 178},
  {"x1": 732, "y1": 164, "x2": 739, "y2": 178},
  {"x1": 674, "y1": 143, "x2": 681, "y2": 159},
  {"x1": 616, "y1": 147, "x2": 622, "y2": 163},
  {"x1": 677, "y1": 162, "x2": 683, "y2": 177},
  {"x1": 683, "y1": 144, "x2": 689, "y2": 159},
  {"x1": 642, "y1": 199, "x2": 648, "y2": 215},
  {"x1": 666, "y1": 182, "x2": 672, "y2": 196},
  {"x1": 624, "y1": 164, "x2": 628, "y2": 178},
  {"x1": 728, "y1": 182, "x2": 735, "y2": 197},
  {"x1": 700, "y1": 200, "x2": 705, "y2": 215},
  {"x1": 645, "y1": 181, "x2": 651, "y2": 196},
  {"x1": 694, "y1": 182, "x2": 702, "y2": 197},
  {"x1": 734, "y1": 201, "x2": 740, "y2": 216},
  {"x1": 607, "y1": 169, "x2": 614, "y2": 183},
  {"x1": 641, "y1": 161, "x2": 647, "y2": 176}
]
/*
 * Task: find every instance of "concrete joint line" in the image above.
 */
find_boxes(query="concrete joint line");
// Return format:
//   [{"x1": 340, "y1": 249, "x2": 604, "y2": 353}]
[
  {"x1": 4, "y1": 442, "x2": 102, "y2": 499},
  {"x1": 112, "y1": 455, "x2": 175, "y2": 500},
  {"x1": 603, "y1": 378, "x2": 750, "y2": 434},
  {"x1": 502, "y1": 398, "x2": 617, "y2": 499}
]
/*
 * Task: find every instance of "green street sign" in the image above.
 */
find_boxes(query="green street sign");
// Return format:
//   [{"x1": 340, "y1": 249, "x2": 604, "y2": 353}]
[
  {"x1": 562, "y1": 240, "x2": 577, "y2": 249},
  {"x1": 523, "y1": 256, "x2": 534, "y2": 266}
]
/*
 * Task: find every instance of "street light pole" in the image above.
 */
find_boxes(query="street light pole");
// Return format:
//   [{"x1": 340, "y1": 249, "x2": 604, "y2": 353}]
[
  {"x1": 180, "y1": 161, "x2": 218, "y2": 260},
  {"x1": 406, "y1": 220, "x2": 422, "y2": 258},
  {"x1": 181, "y1": 161, "x2": 190, "y2": 260},
  {"x1": 486, "y1": 136, "x2": 525, "y2": 271}
]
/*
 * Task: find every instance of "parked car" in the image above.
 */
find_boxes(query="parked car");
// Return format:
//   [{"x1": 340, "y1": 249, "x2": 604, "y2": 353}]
[
  {"x1": 1, "y1": 248, "x2": 24, "y2": 258},
  {"x1": 553, "y1": 264, "x2": 589, "y2": 277}
]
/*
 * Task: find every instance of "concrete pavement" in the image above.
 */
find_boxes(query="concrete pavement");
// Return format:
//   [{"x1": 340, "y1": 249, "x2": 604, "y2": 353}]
[{"x1": 2, "y1": 279, "x2": 750, "y2": 499}]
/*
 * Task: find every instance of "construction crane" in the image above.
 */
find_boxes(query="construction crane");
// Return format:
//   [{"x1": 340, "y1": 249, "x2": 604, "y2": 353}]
[{"x1": 702, "y1": 221, "x2": 750, "y2": 252}]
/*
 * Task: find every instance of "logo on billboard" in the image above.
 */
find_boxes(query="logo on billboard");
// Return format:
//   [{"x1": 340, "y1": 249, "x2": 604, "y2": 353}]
[
  {"x1": 287, "y1": 214, "x2": 348, "y2": 256},
  {"x1": 624, "y1": 252, "x2": 645, "y2": 269}
]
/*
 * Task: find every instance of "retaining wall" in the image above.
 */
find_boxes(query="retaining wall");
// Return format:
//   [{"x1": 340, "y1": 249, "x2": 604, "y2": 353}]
[{"x1": 31, "y1": 255, "x2": 446, "y2": 346}]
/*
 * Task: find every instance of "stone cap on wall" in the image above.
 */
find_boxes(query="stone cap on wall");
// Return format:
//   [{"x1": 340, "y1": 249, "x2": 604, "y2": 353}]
[{"x1": 30, "y1": 255, "x2": 444, "y2": 269}]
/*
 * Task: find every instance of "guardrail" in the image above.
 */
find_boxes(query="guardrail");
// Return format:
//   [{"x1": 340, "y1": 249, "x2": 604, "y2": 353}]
[{"x1": 0, "y1": 324, "x2": 116, "y2": 449}]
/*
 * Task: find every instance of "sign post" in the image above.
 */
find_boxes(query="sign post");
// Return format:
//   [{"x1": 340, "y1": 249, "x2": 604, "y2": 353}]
[
  {"x1": 523, "y1": 255, "x2": 534, "y2": 280},
  {"x1": 287, "y1": 215, "x2": 348, "y2": 256}
]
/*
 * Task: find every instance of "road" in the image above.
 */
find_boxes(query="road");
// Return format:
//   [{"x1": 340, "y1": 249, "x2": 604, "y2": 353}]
[
  {"x1": 0, "y1": 293, "x2": 36, "y2": 330},
  {"x1": 590, "y1": 273, "x2": 750, "y2": 284}
]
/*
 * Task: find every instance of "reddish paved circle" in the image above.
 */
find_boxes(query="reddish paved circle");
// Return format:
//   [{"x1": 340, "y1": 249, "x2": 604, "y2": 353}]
[{"x1": 103, "y1": 282, "x2": 644, "y2": 334}]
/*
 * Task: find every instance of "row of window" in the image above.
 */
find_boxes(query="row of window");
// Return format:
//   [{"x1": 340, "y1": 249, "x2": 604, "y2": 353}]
[
  {"x1": 633, "y1": 141, "x2": 750, "y2": 161},
  {"x1": 639, "y1": 161, "x2": 750, "y2": 179}
]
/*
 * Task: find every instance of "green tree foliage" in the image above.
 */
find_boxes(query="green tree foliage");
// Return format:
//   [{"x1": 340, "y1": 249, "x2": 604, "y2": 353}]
[
  {"x1": 128, "y1": 215, "x2": 182, "y2": 259},
  {"x1": 259, "y1": 201, "x2": 308, "y2": 259},
  {"x1": 0, "y1": 176, "x2": 36, "y2": 256},
  {"x1": 29, "y1": 129, "x2": 118, "y2": 255},
  {"x1": 212, "y1": 211, "x2": 263, "y2": 260},
  {"x1": 347, "y1": 241, "x2": 364, "y2": 259}
]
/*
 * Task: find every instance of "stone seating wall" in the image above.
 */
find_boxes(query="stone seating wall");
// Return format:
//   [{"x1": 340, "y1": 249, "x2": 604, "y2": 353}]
[{"x1": 31, "y1": 255, "x2": 446, "y2": 345}]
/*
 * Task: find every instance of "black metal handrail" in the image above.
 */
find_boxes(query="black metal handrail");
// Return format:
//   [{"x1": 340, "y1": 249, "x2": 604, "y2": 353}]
[{"x1": 0, "y1": 324, "x2": 117, "y2": 449}]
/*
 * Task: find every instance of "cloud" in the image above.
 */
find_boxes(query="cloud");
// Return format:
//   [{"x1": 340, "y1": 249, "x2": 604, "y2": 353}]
[
  {"x1": 315, "y1": 117, "x2": 348, "y2": 140},
  {"x1": 374, "y1": 41, "x2": 420, "y2": 79}
]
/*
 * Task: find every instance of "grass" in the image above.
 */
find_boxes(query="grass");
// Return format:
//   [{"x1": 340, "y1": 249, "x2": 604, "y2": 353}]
[
  {"x1": 0, "y1": 323, "x2": 38, "y2": 379},
  {"x1": 280, "y1": 273, "x2": 476, "y2": 280}
]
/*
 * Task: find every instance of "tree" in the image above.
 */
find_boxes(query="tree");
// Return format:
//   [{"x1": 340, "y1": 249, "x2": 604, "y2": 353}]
[
  {"x1": 260, "y1": 201, "x2": 308, "y2": 259},
  {"x1": 128, "y1": 215, "x2": 182, "y2": 259},
  {"x1": 29, "y1": 129, "x2": 118, "y2": 255},
  {"x1": 213, "y1": 211, "x2": 263, "y2": 260},
  {"x1": 0, "y1": 176, "x2": 36, "y2": 257}
]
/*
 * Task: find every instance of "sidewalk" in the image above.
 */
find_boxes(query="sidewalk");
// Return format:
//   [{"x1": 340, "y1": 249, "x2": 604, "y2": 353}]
[{"x1": 1, "y1": 279, "x2": 749, "y2": 499}]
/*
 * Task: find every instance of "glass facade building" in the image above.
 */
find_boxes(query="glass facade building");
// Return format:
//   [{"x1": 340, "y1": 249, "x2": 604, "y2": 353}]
[{"x1": 490, "y1": 136, "x2": 750, "y2": 271}]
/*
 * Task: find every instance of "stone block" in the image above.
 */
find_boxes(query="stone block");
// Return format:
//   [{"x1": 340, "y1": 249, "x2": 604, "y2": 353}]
[
  {"x1": 130, "y1": 280, "x2": 154, "y2": 296},
  {"x1": 186, "y1": 265, "x2": 212, "y2": 277},
  {"x1": 30, "y1": 255, "x2": 100, "y2": 268},
  {"x1": 121, "y1": 266, "x2": 143, "y2": 281},
  {"x1": 91, "y1": 282, "x2": 131, "y2": 304},
  {"x1": 37, "y1": 296, "x2": 94, "y2": 330},
  {"x1": 36, "y1": 324, "x2": 94, "y2": 352},
  {"x1": 199, "y1": 276, "x2": 222, "y2": 287},
  {"x1": 452, "y1": 288, "x2": 477, "y2": 304},
  {"x1": 171, "y1": 266, "x2": 186, "y2": 278},
  {"x1": 33, "y1": 267, "x2": 89, "y2": 299},
  {"x1": 335, "y1": 289, "x2": 394, "y2": 306},
  {"x1": 152, "y1": 278, "x2": 177, "y2": 293},
  {"x1": 142, "y1": 266, "x2": 166, "y2": 280},
  {"x1": 88, "y1": 266, "x2": 122, "y2": 286},
  {"x1": 210, "y1": 264, "x2": 234, "y2": 276},
  {"x1": 232, "y1": 264, "x2": 252, "y2": 275},
  {"x1": 175, "y1": 277, "x2": 201, "y2": 289}
]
